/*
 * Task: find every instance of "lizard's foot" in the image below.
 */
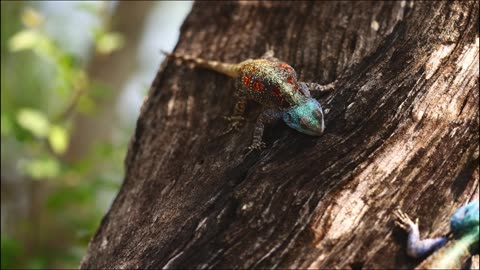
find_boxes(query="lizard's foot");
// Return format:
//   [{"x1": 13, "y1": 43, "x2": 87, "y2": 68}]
[
  {"x1": 394, "y1": 209, "x2": 419, "y2": 233},
  {"x1": 394, "y1": 209, "x2": 449, "y2": 258},
  {"x1": 245, "y1": 141, "x2": 266, "y2": 155},
  {"x1": 300, "y1": 81, "x2": 337, "y2": 98},
  {"x1": 221, "y1": 116, "x2": 246, "y2": 135},
  {"x1": 262, "y1": 44, "x2": 275, "y2": 59}
]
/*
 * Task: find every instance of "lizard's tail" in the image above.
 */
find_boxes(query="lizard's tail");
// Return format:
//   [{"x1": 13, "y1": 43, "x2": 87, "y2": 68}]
[{"x1": 162, "y1": 51, "x2": 240, "y2": 78}]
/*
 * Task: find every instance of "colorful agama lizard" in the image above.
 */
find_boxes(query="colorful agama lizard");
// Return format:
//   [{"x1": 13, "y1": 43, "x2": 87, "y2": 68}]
[
  {"x1": 163, "y1": 48, "x2": 335, "y2": 152},
  {"x1": 394, "y1": 200, "x2": 479, "y2": 269}
]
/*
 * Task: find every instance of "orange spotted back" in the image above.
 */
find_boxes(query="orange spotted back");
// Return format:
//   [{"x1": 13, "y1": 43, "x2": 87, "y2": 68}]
[{"x1": 235, "y1": 59, "x2": 307, "y2": 108}]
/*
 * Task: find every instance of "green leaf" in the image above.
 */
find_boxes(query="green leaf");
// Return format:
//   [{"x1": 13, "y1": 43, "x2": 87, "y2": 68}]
[
  {"x1": 77, "y1": 95, "x2": 96, "y2": 115},
  {"x1": 21, "y1": 7, "x2": 45, "y2": 28},
  {"x1": 1, "y1": 114, "x2": 13, "y2": 136},
  {"x1": 8, "y1": 29, "x2": 43, "y2": 52},
  {"x1": 16, "y1": 108, "x2": 50, "y2": 137},
  {"x1": 96, "y1": 32, "x2": 124, "y2": 54},
  {"x1": 49, "y1": 125, "x2": 69, "y2": 154},
  {"x1": 23, "y1": 157, "x2": 60, "y2": 180}
]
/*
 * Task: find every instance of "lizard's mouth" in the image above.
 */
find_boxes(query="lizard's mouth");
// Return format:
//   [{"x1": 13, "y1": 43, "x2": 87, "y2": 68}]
[{"x1": 296, "y1": 119, "x2": 325, "y2": 136}]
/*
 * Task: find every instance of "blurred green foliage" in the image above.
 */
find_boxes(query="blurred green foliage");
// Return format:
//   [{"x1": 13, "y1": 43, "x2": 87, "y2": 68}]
[{"x1": 1, "y1": 1, "x2": 129, "y2": 268}]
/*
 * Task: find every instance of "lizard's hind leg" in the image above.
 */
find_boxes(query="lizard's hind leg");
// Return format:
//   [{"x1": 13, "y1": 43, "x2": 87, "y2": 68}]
[{"x1": 261, "y1": 44, "x2": 280, "y2": 62}]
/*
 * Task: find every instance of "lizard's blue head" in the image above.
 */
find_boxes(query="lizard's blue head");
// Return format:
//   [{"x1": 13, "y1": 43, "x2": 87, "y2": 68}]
[
  {"x1": 283, "y1": 98, "x2": 325, "y2": 136},
  {"x1": 450, "y1": 201, "x2": 479, "y2": 249}
]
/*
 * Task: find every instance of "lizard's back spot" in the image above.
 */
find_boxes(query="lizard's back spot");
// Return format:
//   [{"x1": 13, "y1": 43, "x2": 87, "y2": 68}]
[{"x1": 253, "y1": 81, "x2": 264, "y2": 92}]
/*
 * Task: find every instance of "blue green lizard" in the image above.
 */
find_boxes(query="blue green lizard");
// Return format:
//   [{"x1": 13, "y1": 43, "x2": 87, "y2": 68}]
[{"x1": 163, "y1": 48, "x2": 335, "y2": 152}]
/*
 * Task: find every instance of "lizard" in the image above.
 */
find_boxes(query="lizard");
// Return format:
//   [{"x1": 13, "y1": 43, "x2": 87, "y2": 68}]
[
  {"x1": 394, "y1": 200, "x2": 479, "y2": 269},
  {"x1": 162, "y1": 48, "x2": 336, "y2": 152}
]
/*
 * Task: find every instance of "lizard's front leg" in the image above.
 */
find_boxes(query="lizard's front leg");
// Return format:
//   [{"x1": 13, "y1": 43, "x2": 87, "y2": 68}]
[
  {"x1": 246, "y1": 109, "x2": 283, "y2": 154},
  {"x1": 300, "y1": 81, "x2": 337, "y2": 99},
  {"x1": 394, "y1": 209, "x2": 448, "y2": 258}
]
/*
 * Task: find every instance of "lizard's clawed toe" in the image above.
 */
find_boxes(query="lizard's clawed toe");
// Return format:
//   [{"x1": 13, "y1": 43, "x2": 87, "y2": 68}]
[
  {"x1": 221, "y1": 116, "x2": 246, "y2": 135},
  {"x1": 393, "y1": 209, "x2": 418, "y2": 233},
  {"x1": 245, "y1": 141, "x2": 266, "y2": 155},
  {"x1": 262, "y1": 44, "x2": 275, "y2": 59}
]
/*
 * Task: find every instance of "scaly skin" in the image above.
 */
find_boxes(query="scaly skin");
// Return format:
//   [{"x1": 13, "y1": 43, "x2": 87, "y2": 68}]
[
  {"x1": 394, "y1": 200, "x2": 479, "y2": 269},
  {"x1": 163, "y1": 49, "x2": 335, "y2": 152}
]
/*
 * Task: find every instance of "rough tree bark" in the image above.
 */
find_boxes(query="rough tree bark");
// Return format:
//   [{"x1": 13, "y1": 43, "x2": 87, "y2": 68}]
[{"x1": 81, "y1": 1, "x2": 479, "y2": 269}]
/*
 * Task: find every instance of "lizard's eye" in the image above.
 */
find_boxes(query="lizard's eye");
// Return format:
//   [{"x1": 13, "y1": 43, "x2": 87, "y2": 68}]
[
  {"x1": 299, "y1": 117, "x2": 310, "y2": 128},
  {"x1": 312, "y1": 108, "x2": 323, "y2": 119},
  {"x1": 283, "y1": 112, "x2": 292, "y2": 122}
]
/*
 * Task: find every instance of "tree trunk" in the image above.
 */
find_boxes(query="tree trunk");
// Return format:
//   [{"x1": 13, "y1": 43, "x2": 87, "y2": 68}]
[{"x1": 80, "y1": 1, "x2": 479, "y2": 269}]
